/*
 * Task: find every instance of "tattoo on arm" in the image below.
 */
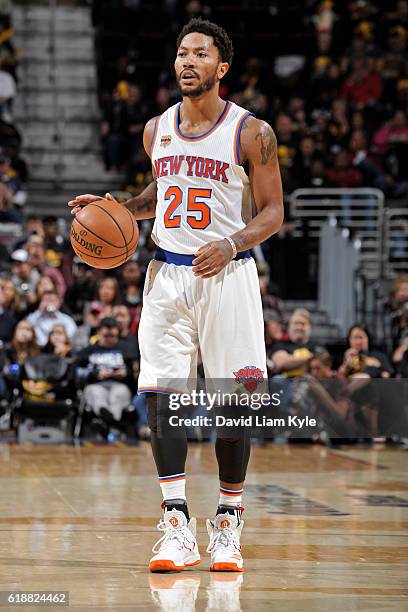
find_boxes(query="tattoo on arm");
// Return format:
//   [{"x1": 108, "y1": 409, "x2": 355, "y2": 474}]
[
  {"x1": 126, "y1": 181, "x2": 157, "y2": 214},
  {"x1": 255, "y1": 124, "x2": 277, "y2": 165}
]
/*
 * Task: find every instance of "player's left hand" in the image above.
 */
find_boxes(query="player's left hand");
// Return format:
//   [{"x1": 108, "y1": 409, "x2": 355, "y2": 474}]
[{"x1": 192, "y1": 239, "x2": 233, "y2": 278}]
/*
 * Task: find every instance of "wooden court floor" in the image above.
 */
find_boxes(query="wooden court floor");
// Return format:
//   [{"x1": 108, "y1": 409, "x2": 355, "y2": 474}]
[{"x1": 0, "y1": 441, "x2": 407, "y2": 611}]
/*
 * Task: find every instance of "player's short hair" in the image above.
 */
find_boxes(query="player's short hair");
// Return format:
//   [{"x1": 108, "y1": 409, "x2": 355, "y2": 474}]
[{"x1": 177, "y1": 18, "x2": 234, "y2": 65}]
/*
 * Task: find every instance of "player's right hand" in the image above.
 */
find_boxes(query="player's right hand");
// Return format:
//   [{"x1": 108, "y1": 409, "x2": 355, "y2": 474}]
[{"x1": 68, "y1": 193, "x2": 114, "y2": 216}]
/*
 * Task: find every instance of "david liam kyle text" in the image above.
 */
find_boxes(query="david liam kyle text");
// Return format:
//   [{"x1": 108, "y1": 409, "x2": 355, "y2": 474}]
[{"x1": 168, "y1": 415, "x2": 318, "y2": 428}]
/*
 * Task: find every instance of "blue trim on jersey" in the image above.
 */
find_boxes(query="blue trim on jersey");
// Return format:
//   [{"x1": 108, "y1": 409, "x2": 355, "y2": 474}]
[
  {"x1": 149, "y1": 117, "x2": 158, "y2": 154},
  {"x1": 155, "y1": 247, "x2": 251, "y2": 266},
  {"x1": 176, "y1": 100, "x2": 230, "y2": 140},
  {"x1": 235, "y1": 112, "x2": 255, "y2": 166}
]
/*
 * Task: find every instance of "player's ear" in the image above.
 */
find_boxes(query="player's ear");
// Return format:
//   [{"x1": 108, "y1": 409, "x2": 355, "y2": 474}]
[{"x1": 218, "y1": 62, "x2": 229, "y2": 80}]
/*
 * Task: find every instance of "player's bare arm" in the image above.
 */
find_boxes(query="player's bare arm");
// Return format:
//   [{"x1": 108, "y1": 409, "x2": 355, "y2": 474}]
[
  {"x1": 68, "y1": 117, "x2": 159, "y2": 220},
  {"x1": 192, "y1": 116, "x2": 284, "y2": 278}
]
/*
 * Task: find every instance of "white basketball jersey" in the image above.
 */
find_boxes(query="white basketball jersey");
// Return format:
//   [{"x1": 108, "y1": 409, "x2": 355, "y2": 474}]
[{"x1": 150, "y1": 100, "x2": 254, "y2": 254}]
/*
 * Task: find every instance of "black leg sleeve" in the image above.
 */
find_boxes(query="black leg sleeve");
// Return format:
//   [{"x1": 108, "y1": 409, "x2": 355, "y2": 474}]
[
  {"x1": 215, "y1": 433, "x2": 251, "y2": 484},
  {"x1": 147, "y1": 393, "x2": 188, "y2": 477}
]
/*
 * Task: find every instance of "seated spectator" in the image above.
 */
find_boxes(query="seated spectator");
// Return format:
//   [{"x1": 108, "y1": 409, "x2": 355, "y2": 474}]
[
  {"x1": 94, "y1": 276, "x2": 120, "y2": 314},
  {"x1": 101, "y1": 82, "x2": 147, "y2": 171},
  {"x1": 63, "y1": 257, "x2": 97, "y2": 321},
  {"x1": 119, "y1": 259, "x2": 142, "y2": 311},
  {"x1": 373, "y1": 110, "x2": 408, "y2": 155},
  {"x1": 0, "y1": 153, "x2": 24, "y2": 221},
  {"x1": 338, "y1": 324, "x2": 393, "y2": 379},
  {"x1": 269, "y1": 309, "x2": 320, "y2": 377},
  {"x1": 0, "y1": 277, "x2": 21, "y2": 318},
  {"x1": 73, "y1": 301, "x2": 105, "y2": 351},
  {"x1": 388, "y1": 274, "x2": 408, "y2": 347},
  {"x1": 75, "y1": 317, "x2": 136, "y2": 427},
  {"x1": 43, "y1": 324, "x2": 74, "y2": 360},
  {"x1": 264, "y1": 308, "x2": 287, "y2": 375},
  {"x1": 13, "y1": 214, "x2": 44, "y2": 250},
  {"x1": 0, "y1": 171, "x2": 18, "y2": 223},
  {"x1": 10, "y1": 248, "x2": 39, "y2": 310},
  {"x1": 0, "y1": 281, "x2": 15, "y2": 342},
  {"x1": 112, "y1": 304, "x2": 138, "y2": 344},
  {"x1": 340, "y1": 57, "x2": 383, "y2": 108},
  {"x1": 25, "y1": 234, "x2": 66, "y2": 299},
  {"x1": 42, "y1": 215, "x2": 70, "y2": 270},
  {"x1": 5, "y1": 319, "x2": 39, "y2": 366},
  {"x1": 349, "y1": 129, "x2": 388, "y2": 192},
  {"x1": 26, "y1": 290, "x2": 77, "y2": 347},
  {"x1": 325, "y1": 149, "x2": 363, "y2": 188}
]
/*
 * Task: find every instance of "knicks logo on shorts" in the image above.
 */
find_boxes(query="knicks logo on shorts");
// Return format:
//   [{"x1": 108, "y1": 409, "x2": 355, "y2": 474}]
[{"x1": 233, "y1": 365, "x2": 264, "y2": 391}]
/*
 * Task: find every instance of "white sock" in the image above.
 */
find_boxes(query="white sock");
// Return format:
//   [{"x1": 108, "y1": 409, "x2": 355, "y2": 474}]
[
  {"x1": 158, "y1": 473, "x2": 186, "y2": 502},
  {"x1": 219, "y1": 485, "x2": 243, "y2": 507}
]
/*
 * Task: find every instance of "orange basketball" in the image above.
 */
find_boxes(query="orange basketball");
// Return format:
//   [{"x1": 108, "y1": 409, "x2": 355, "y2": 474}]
[{"x1": 70, "y1": 199, "x2": 138, "y2": 269}]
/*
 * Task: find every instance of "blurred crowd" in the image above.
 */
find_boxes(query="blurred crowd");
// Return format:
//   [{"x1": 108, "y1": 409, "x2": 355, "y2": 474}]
[
  {"x1": 93, "y1": 0, "x2": 408, "y2": 200},
  {"x1": 0, "y1": 212, "x2": 407, "y2": 441},
  {"x1": 0, "y1": 2, "x2": 28, "y2": 224}
]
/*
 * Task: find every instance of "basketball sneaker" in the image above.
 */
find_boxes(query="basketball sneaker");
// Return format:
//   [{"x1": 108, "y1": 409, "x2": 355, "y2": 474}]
[
  {"x1": 149, "y1": 507, "x2": 201, "y2": 572},
  {"x1": 149, "y1": 574, "x2": 200, "y2": 612},
  {"x1": 206, "y1": 510, "x2": 244, "y2": 572}
]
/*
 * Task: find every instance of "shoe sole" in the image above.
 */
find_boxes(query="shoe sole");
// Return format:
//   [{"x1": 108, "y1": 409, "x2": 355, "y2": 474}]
[
  {"x1": 210, "y1": 562, "x2": 244, "y2": 572},
  {"x1": 149, "y1": 559, "x2": 201, "y2": 572}
]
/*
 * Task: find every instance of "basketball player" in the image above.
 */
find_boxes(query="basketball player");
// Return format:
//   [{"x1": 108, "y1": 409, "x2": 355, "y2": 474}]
[{"x1": 69, "y1": 18, "x2": 283, "y2": 573}]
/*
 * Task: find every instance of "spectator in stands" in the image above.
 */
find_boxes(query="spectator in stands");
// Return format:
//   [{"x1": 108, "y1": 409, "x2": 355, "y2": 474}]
[
  {"x1": 327, "y1": 99, "x2": 350, "y2": 149},
  {"x1": 349, "y1": 129, "x2": 388, "y2": 192},
  {"x1": 269, "y1": 309, "x2": 319, "y2": 377},
  {"x1": 119, "y1": 260, "x2": 142, "y2": 311},
  {"x1": 325, "y1": 149, "x2": 363, "y2": 188},
  {"x1": 389, "y1": 274, "x2": 408, "y2": 348},
  {"x1": 94, "y1": 276, "x2": 120, "y2": 314},
  {"x1": 42, "y1": 216, "x2": 70, "y2": 270},
  {"x1": 373, "y1": 110, "x2": 408, "y2": 155},
  {"x1": 43, "y1": 324, "x2": 74, "y2": 360},
  {"x1": 63, "y1": 258, "x2": 97, "y2": 322},
  {"x1": 112, "y1": 304, "x2": 135, "y2": 340},
  {"x1": 25, "y1": 234, "x2": 66, "y2": 299},
  {"x1": 0, "y1": 277, "x2": 20, "y2": 318},
  {"x1": 101, "y1": 82, "x2": 147, "y2": 172},
  {"x1": 0, "y1": 170, "x2": 18, "y2": 223},
  {"x1": 27, "y1": 290, "x2": 77, "y2": 347},
  {"x1": 13, "y1": 215, "x2": 44, "y2": 249},
  {"x1": 10, "y1": 249, "x2": 39, "y2": 309},
  {"x1": 292, "y1": 137, "x2": 319, "y2": 188},
  {"x1": 340, "y1": 57, "x2": 383, "y2": 107},
  {"x1": 4, "y1": 319, "x2": 39, "y2": 367},
  {"x1": 339, "y1": 324, "x2": 393, "y2": 378},
  {"x1": 75, "y1": 317, "x2": 136, "y2": 427},
  {"x1": 0, "y1": 281, "x2": 15, "y2": 342},
  {"x1": 73, "y1": 301, "x2": 105, "y2": 351},
  {"x1": 264, "y1": 308, "x2": 287, "y2": 376}
]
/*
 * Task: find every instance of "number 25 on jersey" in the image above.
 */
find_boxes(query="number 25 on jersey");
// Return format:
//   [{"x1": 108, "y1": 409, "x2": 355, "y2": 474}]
[{"x1": 164, "y1": 186, "x2": 212, "y2": 230}]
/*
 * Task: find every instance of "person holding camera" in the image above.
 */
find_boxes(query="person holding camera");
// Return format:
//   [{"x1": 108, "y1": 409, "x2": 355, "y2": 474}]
[{"x1": 26, "y1": 290, "x2": 77, "y2": 347}]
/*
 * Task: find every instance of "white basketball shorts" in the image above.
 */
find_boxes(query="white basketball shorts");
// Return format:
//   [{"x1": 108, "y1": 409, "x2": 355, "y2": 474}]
[{"x1": 137, "y1": 248, "x2": 267, "y2": 394}]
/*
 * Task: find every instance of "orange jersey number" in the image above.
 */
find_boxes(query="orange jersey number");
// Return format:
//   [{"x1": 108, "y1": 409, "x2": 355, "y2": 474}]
[{"x1": 164, "y1": 186, "x2": 212, "y2": 229}]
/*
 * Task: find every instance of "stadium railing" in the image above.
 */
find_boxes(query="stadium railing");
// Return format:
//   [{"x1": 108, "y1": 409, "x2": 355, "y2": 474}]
[{"x1": 290, "y1": 188, "x2": 385, "y2": 280}]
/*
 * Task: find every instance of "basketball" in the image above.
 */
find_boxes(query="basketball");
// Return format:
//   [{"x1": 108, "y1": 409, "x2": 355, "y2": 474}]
[{"x1": 70, "y1": 199, "x2": 139, "y2": 269}]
